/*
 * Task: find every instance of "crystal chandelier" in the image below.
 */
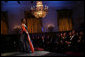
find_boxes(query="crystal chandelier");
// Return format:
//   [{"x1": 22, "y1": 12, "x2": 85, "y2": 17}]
[{"x1": 31, "y1": 1, "x2": 48, "y2": 18}]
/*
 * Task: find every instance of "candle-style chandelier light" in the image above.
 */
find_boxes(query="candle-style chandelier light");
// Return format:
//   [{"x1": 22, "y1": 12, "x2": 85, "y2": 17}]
[{"x1": 31, "y1": 1, "x2": 48, "y2": 18}]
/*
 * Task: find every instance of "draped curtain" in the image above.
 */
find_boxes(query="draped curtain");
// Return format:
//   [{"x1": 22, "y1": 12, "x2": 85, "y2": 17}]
[
  {"x1": 58, "y1": 18, "x2": 72, "y2": 31},
  {"x1": 24, "y1": 11, "x2": 42, "y2": 33},
  {"x1": 57, "y1": 9, "x2": 73, "y2": 31},
  {"x1": 1, "y1": 12, "x2": 8, "y2": 35}
]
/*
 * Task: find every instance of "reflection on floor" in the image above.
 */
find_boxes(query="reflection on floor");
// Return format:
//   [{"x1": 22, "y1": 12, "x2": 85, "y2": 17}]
[{"x1": 1, "y1": 51, "x2": 68, "y2": 56}]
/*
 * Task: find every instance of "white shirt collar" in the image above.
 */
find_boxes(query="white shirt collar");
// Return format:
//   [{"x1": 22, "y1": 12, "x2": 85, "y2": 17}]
[{"x1": 22, "y1": 24, "x2": 26, "y2": 27}]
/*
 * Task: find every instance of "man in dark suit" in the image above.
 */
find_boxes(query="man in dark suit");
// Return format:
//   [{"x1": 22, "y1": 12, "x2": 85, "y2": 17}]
[
  {"x1": 65, "y1": 30, "x2": 78, "y2": 51},
  {"x1": 77, "y1": 31, "x2": 84, "y2": 52},
  {"x1": 19, "y1": 18, "x2": 31, "y2": 53},
  {"x1": 71, "y1": 30, "x2": 79, "y2": 47}
]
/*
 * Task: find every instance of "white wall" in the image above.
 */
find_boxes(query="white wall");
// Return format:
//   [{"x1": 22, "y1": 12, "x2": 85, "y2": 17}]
[
  {"x1": 72, "y1": 2, "x2": 84, "y2": 30},
  {"x1": 1, "y1": 1, "x2": 30, "y2": 34},
  {"x1": 42, "y1": 7, "x2": 58, "y2": 32}
]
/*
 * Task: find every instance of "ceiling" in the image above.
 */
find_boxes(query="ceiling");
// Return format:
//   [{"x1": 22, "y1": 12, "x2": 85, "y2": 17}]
[{"x1": 1, "y1": 1, "x2": 83, "y2": 9}]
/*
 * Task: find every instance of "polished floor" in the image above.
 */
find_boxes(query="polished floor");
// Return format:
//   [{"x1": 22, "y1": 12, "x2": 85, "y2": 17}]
[{"x1": 1, "y1": 51, "x2": 68, "y2": 56}]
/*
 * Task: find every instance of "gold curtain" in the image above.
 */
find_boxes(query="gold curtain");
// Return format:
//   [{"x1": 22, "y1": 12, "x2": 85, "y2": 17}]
[
  {"x1": 1, "y1": 20, "x2": 8, "y2": 35},
  {"x1": 57, "y1": 9, "x2": 73, "y2": 31},
  {"x1": 1, "y1": 12, "x2": 8, "y2": 35},
  {"x1": 24, "y1": 11, "x2": 42, "y2": 33},
  {"x1": 27, "y1": 18, "x2": 42, "y2": 33},
  {"x1": 59, "y1": 18, "x2": 72, "y2": 31}
]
